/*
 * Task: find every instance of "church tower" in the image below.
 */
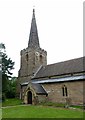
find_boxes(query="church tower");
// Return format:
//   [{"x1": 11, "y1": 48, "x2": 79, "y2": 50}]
[{"x1": 18, "y1": 9, "x2": 47, "y2": 85}]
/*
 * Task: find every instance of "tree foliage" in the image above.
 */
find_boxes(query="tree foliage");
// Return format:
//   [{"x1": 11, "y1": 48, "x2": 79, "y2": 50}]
[
  {"x1": 0, "y1": 43, "x2": 15, "y2": 99},
  {"x1": 1, "y1": 43, "x2": 15, "y2": 78},
  {"x1": 6, "y1": 77, "x2": 17, "y2": 98}
]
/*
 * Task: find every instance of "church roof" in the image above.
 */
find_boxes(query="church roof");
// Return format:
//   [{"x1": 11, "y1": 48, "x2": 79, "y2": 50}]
[
  {"x1": 21, "y1": 74, "x2": 84, "y2": 85},
  {"x1": 31, "y1": 83, "x2": 48, "y2": 95},
  {"x1": 32, "y1": 75, "x2": 84, "y2": 84},
  {"x1": 33, "y1": 57, "x2": 85, "y2": 79},
  {"x1": 24, "y1": 82, "x2": 47, "y2": 95},
  {"x1": 28, "y1": 9, "x2": 40, "y2": 49}
]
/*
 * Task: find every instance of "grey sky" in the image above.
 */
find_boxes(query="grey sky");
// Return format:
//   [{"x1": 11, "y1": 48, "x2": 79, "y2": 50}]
[{"x1": 0, "y1": 0, "x2": 83, "y2": 77}]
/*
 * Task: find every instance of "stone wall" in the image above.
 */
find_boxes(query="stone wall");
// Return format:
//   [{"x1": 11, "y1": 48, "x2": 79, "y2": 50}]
[
  {"x1": 17, "y1": 47, "x2": 47, "y2": 97},
  {"x1": 38, "y1": 95, "x2": 47, "y2": 103},
  {"x1": 42, "y1": 80, "x2": 83, "y2": 105},
  {"x1": 19, "y1": 47, "x2": 47, "y2": 78},
  {"x1": 22, "y1": 84, "x2": 47, "y2": 105},
  {"x1": 17, "y1": 80, "x2": 83, "y2": 105}
]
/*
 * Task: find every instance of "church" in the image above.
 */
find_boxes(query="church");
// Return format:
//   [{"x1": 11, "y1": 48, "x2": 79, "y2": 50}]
[{"x1": 17, "y1": 9, "x2": 85, "y2": 105}]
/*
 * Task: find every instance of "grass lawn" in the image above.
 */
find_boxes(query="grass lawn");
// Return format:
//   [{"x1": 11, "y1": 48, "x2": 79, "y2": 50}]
[
  {"x1": 2, "y1": 98, "x2": 84, "y2": 118},
  {"x1": 2, "y1": 105, "x2": 84, "y2": 118},
  {"x1": 0, "y1": 108, "x2": 2, "y2": 119},
  {"x1": 2, "y1": 98, "x2": 22, "y2": 107}
]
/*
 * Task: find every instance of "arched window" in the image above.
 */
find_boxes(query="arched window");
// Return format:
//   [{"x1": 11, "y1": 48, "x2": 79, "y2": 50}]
[
  {"x1": 65, "y1": 86, "x2": 68, "y2": 96},
  {"x1": 26, "y1": 54, "x2": 28, "y2": 61},
  {"x1": 62, "y1": 85, "x2": 68, "y2": 97},
  {"x1": 62, "y1": 87, "x2": 65, "y2": 96},
  {"x1": 35, "y1": 52, "x2": 39, "y2": 61},
  {"x1": 40, "y1": 54, "x2": 43, "y2": 63}
]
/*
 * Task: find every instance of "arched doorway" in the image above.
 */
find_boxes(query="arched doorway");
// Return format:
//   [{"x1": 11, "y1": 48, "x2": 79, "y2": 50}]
[{"x1": 27, "y1": 91, "x2": 32, "y2": 104}]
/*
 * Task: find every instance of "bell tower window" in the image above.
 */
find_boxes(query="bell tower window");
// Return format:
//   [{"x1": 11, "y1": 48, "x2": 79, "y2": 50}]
[
  {"x1": 26, "y1": 54, "x2": 28, "y2": 61},
  {"x1": 35, "y1": 52, "x2": 39, "y2": 61},
  {"x1": 40, "y1": 54, "x2": 43, "y2": 63}
]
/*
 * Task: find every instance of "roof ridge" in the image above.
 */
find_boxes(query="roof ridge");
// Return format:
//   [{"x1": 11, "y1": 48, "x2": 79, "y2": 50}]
[
  {"x1": 46, "y1": 56, "x2": 84, "y2": 67},
  {"x1": 32, "y1": 65, "x2": 43, "y2": 79},
  {"x1": 33, "y1": 56, "x2": 84, "y2": 79}
]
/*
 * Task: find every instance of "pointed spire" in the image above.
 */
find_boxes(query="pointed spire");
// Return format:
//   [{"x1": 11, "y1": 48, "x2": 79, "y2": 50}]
[{"x1": 28, "y1": 9, "x2": 40, "y2": 49}]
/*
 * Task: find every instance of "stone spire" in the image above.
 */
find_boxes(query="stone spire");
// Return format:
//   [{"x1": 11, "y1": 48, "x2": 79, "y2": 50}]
[{"x1": 28, "y1": 9, "x2": 40, "y2": 49}]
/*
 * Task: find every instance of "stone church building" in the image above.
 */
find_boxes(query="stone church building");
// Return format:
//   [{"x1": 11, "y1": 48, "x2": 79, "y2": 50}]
[{"x1": 17, "y1": 9, "x2": 85, "y2": 105}]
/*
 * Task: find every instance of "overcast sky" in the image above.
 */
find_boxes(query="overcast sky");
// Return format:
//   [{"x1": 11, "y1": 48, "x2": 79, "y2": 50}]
[{"x1": 0, "y1": 0, "x2": 83, "y2": 77}]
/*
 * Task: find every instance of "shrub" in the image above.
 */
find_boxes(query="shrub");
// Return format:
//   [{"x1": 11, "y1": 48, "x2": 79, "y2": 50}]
[{"x1": 2, "y1": 93, "x2": 6, "y2": 102}]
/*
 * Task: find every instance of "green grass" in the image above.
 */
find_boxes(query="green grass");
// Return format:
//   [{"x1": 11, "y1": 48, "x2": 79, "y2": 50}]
[
  {"x1": 70, "y1": 105, "x2": 84, "y2": 109},
  {"x1": 2, "y1": 98, "x2": 84, "y2": 118},
  {"x1": 2, "y1": 98, "x2": 22, "y2": 107},
  {"x1": 0, "y1": 108, "x2": 2, "y2": 119},
  {"x1": 2, "y1": 105, "x2": 83, "y2": 118}
]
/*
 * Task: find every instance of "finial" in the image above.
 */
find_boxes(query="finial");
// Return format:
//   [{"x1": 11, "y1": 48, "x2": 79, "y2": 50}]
[{"x1": 33, "y1": 6, "x2": 35, "y2": 13}]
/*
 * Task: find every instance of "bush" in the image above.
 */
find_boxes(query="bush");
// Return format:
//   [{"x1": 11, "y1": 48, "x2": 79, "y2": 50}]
[
  {"x1": 6, "y1": 90, "x2": 16, "y2": 98},
  {"x1": 6, "y1": 79, "x2": 16, "y2": 98},
  {"x1": 70, "y1": 105, "x2": 84, "y2": 109},
  {"x1": 2, "y1": 93, "x2": 6, "y2": 102}
]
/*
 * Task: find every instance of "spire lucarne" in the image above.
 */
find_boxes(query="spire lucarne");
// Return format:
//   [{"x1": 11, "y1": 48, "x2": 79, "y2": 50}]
[{"x1": 28, "y1": 9, "x2": 40, "y2": 49}]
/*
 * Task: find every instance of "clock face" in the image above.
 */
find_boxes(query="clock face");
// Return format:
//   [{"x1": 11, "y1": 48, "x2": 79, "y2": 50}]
[{"x1": 36, "y1": 52, "x2": 39, "y2": 56}]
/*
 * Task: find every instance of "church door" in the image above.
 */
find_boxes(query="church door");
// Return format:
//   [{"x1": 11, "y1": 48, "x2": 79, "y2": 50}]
[{"x1": 27, "y1": 91, "x2": 32, "y2": 104}]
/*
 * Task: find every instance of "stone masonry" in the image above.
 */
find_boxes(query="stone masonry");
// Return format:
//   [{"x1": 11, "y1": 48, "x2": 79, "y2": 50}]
[
  {"x1": 17, "y1": 9, "x2": 47, "y2": 97},
  {"x1": 42, "y1": 81, "x2": 83, "y2": 105}
]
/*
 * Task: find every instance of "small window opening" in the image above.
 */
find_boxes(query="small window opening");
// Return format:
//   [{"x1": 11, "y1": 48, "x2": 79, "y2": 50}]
[
  {"x1": 62, "y1": 85, "x2": 68, "y2": 96},
  {"x1": 40, "y1": 55, "x2": 43, "y2": 63},
  {"x1": 65, "y1": 86, "x2": 68, "y2": 96},
  {"x1": 62, "y1": 87, "x2": 65, "y2": 96},
  {"x1": 26, "y1": 54, "x2": 28, "y2": 61}
]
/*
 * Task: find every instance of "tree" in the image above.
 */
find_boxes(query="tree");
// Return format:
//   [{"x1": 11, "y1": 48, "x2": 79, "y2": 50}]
[
  {"x1": 0, "y1": 43, "x2": 15, "y2": 99},
  {"x1": 6, "y1": 77, "x2": 17, "y2": 98}
]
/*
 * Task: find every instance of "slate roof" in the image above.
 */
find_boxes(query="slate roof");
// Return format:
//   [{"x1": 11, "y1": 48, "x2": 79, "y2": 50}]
[
  {"x1": 33, "y1": 57, "x2": 85, "y2": 79},
  {"x1": 28, "y1": 9, "x2": 40, "y2": 49},
  {"x1": 32, "y1": 75, "x2": 85, "y2": 84},
  {"x1": 30, "y1": 83, "x2": 48, "y2": 95},
  {"x1": 21, "y1": 75, "x2": 85, "y2": 85}
]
